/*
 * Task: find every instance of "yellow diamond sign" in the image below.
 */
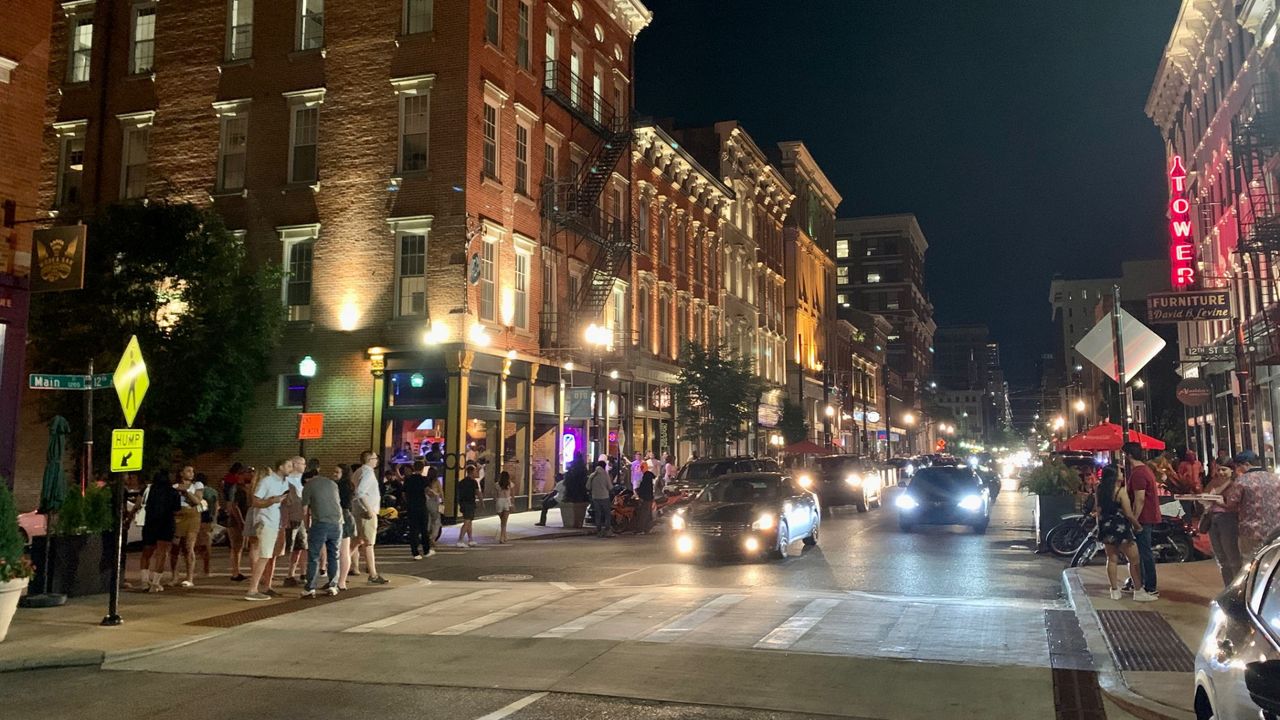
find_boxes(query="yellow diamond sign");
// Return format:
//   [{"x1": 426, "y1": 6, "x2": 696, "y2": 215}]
[{"x1": 113, "y1": 335, "x2": 149, "y2": 427}]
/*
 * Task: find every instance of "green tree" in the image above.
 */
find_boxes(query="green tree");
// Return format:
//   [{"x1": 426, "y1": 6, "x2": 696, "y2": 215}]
[
  {"x1": 0, "y1": 482, "x2": 35, "y2": 581},
  {"x1": 779, "y1": 401, "x2": 809, "y2": 445},
  {"x1": 673, "y1": 342, "x2": 763, "y2": 457},
  {"x1": 28, "y1": 202, "x2": 283, "y2": 469}
]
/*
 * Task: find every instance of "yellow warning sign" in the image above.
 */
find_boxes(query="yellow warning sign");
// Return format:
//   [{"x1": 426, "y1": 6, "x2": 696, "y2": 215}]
[
  {"x1": 112, "y1": 335, "x2": 149, "y2": 427},
  {"x1": 110, "y1": 429, "x2": 144, "y2": 472}
]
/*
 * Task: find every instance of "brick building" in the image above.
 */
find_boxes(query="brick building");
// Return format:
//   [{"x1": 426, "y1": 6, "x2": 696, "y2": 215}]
[
  {"x1": 34, "y1": 0, "x2": 652, "y2": 515},
  {"x1": 0, "y1": 0, "x2": 52, "y2": 493}
]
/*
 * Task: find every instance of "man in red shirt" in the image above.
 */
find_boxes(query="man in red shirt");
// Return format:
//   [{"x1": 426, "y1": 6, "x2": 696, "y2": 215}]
[{"x1": 1124, "y1": 442, "x2": 1161, "y2": 601}]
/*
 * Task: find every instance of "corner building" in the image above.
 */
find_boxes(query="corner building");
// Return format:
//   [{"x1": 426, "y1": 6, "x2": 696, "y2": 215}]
[{"x1": 38, "y1": 0, "x2": 652, "y2": 517}]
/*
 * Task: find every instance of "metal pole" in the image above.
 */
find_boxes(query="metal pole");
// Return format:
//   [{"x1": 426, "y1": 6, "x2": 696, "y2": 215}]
[
  {"x1": 1110, "y1": 286, "x2": 1130, "y2": 467},
  {"x1": 1235, "y1": 317, "x2": 1254, "y2": 451},
  {"x1": 84, "y1": 359, "x2": 93, "y2": 493},
  {"x1": 101, "y1": 473, "x2": 124, "y2": 626},
  {"x1": 592, "y1": 357, "x2": 601, "y2": 460},
  {"x1": 298, "y1": 380, "x2": 307, "y2": 458}
]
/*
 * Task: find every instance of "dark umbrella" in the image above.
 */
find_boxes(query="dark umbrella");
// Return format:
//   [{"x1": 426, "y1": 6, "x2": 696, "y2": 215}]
[{"x1": 38, "y1": 416, "x2": 71, "y2": 514}]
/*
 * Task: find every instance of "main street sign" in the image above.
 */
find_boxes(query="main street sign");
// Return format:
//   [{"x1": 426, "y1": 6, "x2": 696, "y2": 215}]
[
  {"x1": 28, "y1": 373, "x2": 113, "y2": 390},
  {"x1": 110, "y1": 428, "x2": 144, "y2": 472},
  {"x1": 1147, "y1": 290, "x2": 1232, "y2": 323},
  {"x1": 112, "y1": 335, "x2": 149, "y2": 427}
]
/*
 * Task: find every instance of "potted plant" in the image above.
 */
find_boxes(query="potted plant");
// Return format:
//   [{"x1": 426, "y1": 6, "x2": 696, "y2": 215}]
[
  {"x1": 1021, "y1": 459, "x2": 1085, "y2": 550},
  {"x1": 30, "y1": 484, "x2": 115, "y2": 597},
  {"x1": 0, "y1": 482, "x2": 36, "y2": 641}
]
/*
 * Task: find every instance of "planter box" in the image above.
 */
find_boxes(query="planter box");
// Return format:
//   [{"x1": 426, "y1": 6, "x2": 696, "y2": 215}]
[
  {"x1": 1034, "y1": 494, "x2": 1080, "y2": 550},
  {"x1": 30, "y1": 532, "x2": 113, "y2": 597}
]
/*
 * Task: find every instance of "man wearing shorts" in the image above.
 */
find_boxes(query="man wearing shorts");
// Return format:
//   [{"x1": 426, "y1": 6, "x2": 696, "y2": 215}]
[
  {"x1": 353, "y1": 451, "x2": 388, "y2": 585},
  {"x1": 245, "y1": 459, "x2": 290, "y2": 601}
]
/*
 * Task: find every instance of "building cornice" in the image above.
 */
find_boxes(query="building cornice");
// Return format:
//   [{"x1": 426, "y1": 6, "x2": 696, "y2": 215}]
[
  {"x1": 591, "y1": 0, "x2": 653, "y2": 38},
  {"x1": 1145, "y1": 0, "x2": 1228, "y2": 130},
  {"x1": 634, "y1": 122, "x2": 731, "y2": 215},
  {"x1": 777, "y1": 140, "x2": 842, "y2": 211}
]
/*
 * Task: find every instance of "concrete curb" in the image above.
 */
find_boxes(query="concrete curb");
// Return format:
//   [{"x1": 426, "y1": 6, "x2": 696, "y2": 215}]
[
  {"x1": 1061, "y1": 569, "x2": 1196, "y2": 720},
  {"x1": 512, "y1": 530, "x2": 589, "y2": 541},
  {"x1": 0, "y1": 649, "x2": 103, "y2": 673}
]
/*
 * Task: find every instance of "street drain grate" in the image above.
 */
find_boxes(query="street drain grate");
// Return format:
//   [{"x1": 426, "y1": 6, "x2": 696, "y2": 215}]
[
  {"x1": 186, "y1": 587, "x2": 384, "y2": 628},
  {"x1": 478, "y1": 574, "x2": 534, "y2": 582},
  {"x1": 1096, "y1": 610, "x2": 1194, "y2": 672}
]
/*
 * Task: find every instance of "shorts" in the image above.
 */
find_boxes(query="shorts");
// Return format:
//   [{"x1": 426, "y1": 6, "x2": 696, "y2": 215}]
[
  {"x1": 197, "y1": 522, "x2": 213, "y2": 548},
  {"x1": 495, "y1": 497, "x2": 513, "y2": 514},
  {"x1": 459, "y1": 501, "x2": 477, "y2": 520},
  {"x1": 285, "y1": 522, "x2": 307, "y2": 553},
  {"x1": 356, "y1": 516, "x2": 378, "y2": 545},
  {"x1": 254, "y1": 525, "x2": 280, "y2": 560},
  {"x1": 175, "y1": 508, "x2": 200, "y2": 540}
]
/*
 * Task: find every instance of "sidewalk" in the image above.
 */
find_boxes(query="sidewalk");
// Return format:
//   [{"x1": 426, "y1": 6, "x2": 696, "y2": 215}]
[
  {"x1": 463, "y1": 509, "x2": 623, "y2": 542},
  {"x1": 1063, "y1": 560, "x2": 1220, "y2": 720},
  {"x1": 0, "y1": 571, "x2": 413, "y2": 672}
]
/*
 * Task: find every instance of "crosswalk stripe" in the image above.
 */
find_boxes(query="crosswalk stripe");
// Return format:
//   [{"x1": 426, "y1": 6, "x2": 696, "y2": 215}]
[
  {"x1": 533, "y1": 593, "x2": 654, "y2": 639},
  {"x1": 753, "y1": 598, "x2": 841, "y2": 650},
  {"x1": 640, "y1": 593, "x2": 746, "y2": 643},
  {"x1": 343, "y1": 588, "x2": 504, "y2": 633},
  {"x1": 431, "y1": 593, "x2": 563, "y2": 636}
]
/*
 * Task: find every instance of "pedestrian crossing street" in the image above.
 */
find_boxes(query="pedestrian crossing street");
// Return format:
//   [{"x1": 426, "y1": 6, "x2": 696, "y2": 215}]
[{"x1": 258, "y1": 580, "x2": 1067, "y2": 667}]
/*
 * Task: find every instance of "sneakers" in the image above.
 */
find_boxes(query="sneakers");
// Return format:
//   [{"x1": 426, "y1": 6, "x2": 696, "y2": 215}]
[
  {"x1": 179, "y1": 580, "x2": 194, "y2": 588},
  {"x1": 282, "y1": 576, "x2": 300, "y2": 587},
  {"x1": 368, "y1": 575, "x2": 389, "y2": 585},
  {"x1": 534, "y1": 522, "x2": 546, "y2": 527},
  {"x1": 301, "y1": 589, "x2": 316, "y2": 599},
  {"x1": 467, "y1": 541, "x2": 478, "y2": 547},
  {"x1": 456, "y1": 542, "x2": 468, "y2": 548},
  {"x1": 244, "y1": 592, "x2": 270, "y2": 601},
  {"x1": 413, "y1": 554, "x2": 424, "y2": 560},
  {"x1": 1109, "y1": 588, "x2": 1123, "y2": 600},
  {"x1": 327, "y1": 586, "x2": 339, "y2": 597},
  {"x1": 264, "y1": 587, "x2": 280, "y2": 597},
  {"x1": 1133, "y1": 590, "x2": 1158, "y2": 602},
  {"x1": 425, "y1": 549, "x2": 437, "y2": 557}
]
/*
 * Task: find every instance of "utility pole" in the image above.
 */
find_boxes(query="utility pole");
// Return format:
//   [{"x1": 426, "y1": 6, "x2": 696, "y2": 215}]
[
  {"x1": 1234, "y1": 316, "x2": 1254, "y2": 452},
  {"x1": 1110, "y1": 286, "x2": 1130, "y2": 467}
]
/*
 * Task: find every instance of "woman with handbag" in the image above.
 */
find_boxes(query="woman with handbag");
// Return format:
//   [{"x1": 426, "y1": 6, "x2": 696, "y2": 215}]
[{"x1": 1202, "y1": 461, "x2": 1242, "y2": 586}]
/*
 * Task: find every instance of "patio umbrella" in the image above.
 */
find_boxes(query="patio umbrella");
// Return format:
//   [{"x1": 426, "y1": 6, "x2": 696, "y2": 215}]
[
  {"x1": 1060, "y1": 422, "x2": 1165, "y2": 452},
  {"x1": 38, "y1": 416, "x2": 70, "y2": 514},
  {"x1": 783, "y1": 439, "x2": 828, "y2": 455}
]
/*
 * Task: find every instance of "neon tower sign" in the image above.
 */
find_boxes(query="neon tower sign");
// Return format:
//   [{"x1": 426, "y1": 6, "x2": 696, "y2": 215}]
[{"x1": 1168, "y1": 155, "x2": 1195, "y2": 288}]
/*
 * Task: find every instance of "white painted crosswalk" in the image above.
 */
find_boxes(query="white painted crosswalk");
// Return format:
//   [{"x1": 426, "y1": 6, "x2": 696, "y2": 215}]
[
  {"x1": 534, "y1": 593, "x2": 655, "y2": 638},
  {"x1": 753, "y1": 597, "x2": 841, "y2": 650}
]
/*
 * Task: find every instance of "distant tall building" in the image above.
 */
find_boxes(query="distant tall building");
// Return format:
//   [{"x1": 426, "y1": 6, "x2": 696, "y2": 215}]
[
  {"x1": 933, "y1": 325, "x2": 1010, "y2": 443},
  {"x1": 934, "y1": 325, "x2": 990, "y2": 391}
]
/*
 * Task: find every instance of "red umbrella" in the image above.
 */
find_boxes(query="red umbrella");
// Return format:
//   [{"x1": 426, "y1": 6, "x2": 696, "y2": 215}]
[
  {"x1": 783, "y1": 440, "x2": 828, "y2": 455},
  {"x1": 1060, "y1": 422, "x2": 1165, "y2": 452}
]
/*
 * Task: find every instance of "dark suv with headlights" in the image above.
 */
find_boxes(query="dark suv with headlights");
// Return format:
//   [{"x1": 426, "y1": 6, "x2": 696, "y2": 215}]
[
  {"x1": 895, "y1": 466, "x2": 991, "y2": 534},
  {"x1": 806, "y1": 455, "x2": 883, "y2": 513}
]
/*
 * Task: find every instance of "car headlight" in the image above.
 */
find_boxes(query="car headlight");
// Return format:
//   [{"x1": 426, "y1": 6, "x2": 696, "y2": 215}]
[
  {"x1": 958, "y1": 495, "x2": 983, "y2": 511},
  {"x1": 797, "y1": 474, "x2": 813, "y2": 489},
  {"x1": 895, "y1": 494, "x2": 919, "y2": 510},
  {"x1": 676, "y1": 535, "x2": 694, "y2": 554},
  {"x1": 753, "y1": 513, "x2": 775, "y2": 530},
  {"x1": 671, "y1": 514, "x2": 686, "y2": 531},
  {"x1": 904, "y1": 464, "x2": 914, "y2": 475},
  {"x1": 845, "y1": 474, "x2": 862, "y2": 487}
]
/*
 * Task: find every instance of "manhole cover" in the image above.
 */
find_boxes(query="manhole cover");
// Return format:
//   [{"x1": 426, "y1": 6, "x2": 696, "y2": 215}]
[{"x1": 478, "y1": 574, "x2": 533, "y2": 582}]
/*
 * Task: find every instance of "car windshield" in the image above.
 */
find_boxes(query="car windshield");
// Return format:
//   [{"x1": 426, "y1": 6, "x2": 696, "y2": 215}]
[
  {"x1": 814, "y1": 457, "x2": 867, "y2": 473},
  {"x1": 909, "y1": 467, "x2": 981, "y2": 494},
  {"x1": 700, "y1": 476, "x2": 781, "y2": 503},
  {"x1": 683, "y1": 461, "x2": 738, "y2": 482}
]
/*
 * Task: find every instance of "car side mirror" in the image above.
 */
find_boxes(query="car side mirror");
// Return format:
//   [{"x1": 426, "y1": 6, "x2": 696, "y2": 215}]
[{"x1": 1246, "y1": 660, "x2": 1280, "y2": 716}]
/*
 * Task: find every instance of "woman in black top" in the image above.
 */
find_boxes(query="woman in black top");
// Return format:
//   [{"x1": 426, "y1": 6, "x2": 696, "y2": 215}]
[
  {"x1": 635, "y1": 470, "x2": 656, "y2": 534},
  {"x1": 1095, "y1": 464, "x2": 1143, "y2": 600},
  {"x1": 455, "y1": 464, "x2": 480, "y2": 547},
  {"x1": 141, "y1": 470, "x2": 180, "y2": 592},
  {"x1": 335, "y1": 464, "x2": 355, "y2": 591}
]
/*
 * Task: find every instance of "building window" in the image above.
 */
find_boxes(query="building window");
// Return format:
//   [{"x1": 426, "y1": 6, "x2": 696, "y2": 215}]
[
  {"x1": 397, "y1": 233, "x2": 426, "y2": 317},
  {"x1": 611, "y1": 286, "x2": 627, "y2": 346},
  {"x1": 836, "y1": 266, "x2": 848, "y2": 284},
  {"x1": 658, "y1": 209, "x2": 668, "y2": 263},
  {"x1": 67, "y1": 12, "x2": 93, "y2": 83},
  {"x1": 835, "y1": 239, "x2": 849, "y2": 259},
  {"x1": 658, "y1": 293, "x2": 670, "y2": 358},
  {"x1": 638, "y1": 201, "x2": 649, "y2": 251},
  {"x1": 400, "y1": 93, "x2": 430, "y2": 172},
  {"x1": 543, "y1": 141, "x2": 556, "y2": 182},
  {"x1": 130, "y1": 3, "x2": 156, "y2": 75},
  {"x1": 513, "y1": 248, "x2": 530, "y2": 329},
  {"x1": 515, "y1": 122, "x2": 529, "y2": 195},
  {"x1": 290, "y1": 106, "x2": 318, "y2": 182},
  {"x1": 544, "y1": 22, "x2": 557, "y2": 88},
  {"x1": 866, "y1": 272, "x2": 881, "y2": 283},
  {"x1": 482, "y1": 101, "x2": 499, "y2": 179},
  {"x1": 119, "y1": 115, "x2": 151, "y2": 199},
  {"x1": 227, "y1": 0, "x2": 253, "y2": 60},
  {"x1": 277, "y1": 224, "x2": 318, "y2": 322},
  {"x1": 676, "y1": 221, "x2": 687, "y2": 264},
  {"x1": 279, "y1": 374, "x2": 308, "y2": 408},
  {"x1": 298, "y1": 0, "x2": 323, "y2": 50},
  {"x1": 484, "y1": 0, "x2": 499, "y2": 46},
  {"x1": 541, "y1": 258, "x2": 555, "y2": 324},
  {"x1": 592, "y1": 68, "x2": 603, "y2": 123},
  {"x1": 404, "y1": 0, "x2": 432, "y2": 34},
  {"x1": 479, "y1": 237, "x2": 496, "y2": 321},
  {"x1": 517, "y1": 1, "x2": 531, "y2": 71},
  {"x1": 216, "y1": 108, "x2": 248, "y2": 191},
  {"x1": 638, "y1": 286, "x2": 650, "y2": 351},
  {"x1": 54, "y1": 121, "x2": 87, "y2": 207},
  {"x1": 569, "y1": 48, "x2": 583, "y2": 106},
  {"x1": 837, "y1": 293, "x2": 847, "y2": 305}
]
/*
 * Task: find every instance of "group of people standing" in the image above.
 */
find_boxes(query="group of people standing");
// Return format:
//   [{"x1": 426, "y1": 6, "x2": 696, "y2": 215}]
[{"x1": 535, "y1": 451, "x2": 677, "y2": 537}]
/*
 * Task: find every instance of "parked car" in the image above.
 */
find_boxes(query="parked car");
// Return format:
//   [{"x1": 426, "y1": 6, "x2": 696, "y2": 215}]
[
  {"x1": 670, "y1": 472, "x2": 819, "y2": 559},
  {"x1": 895, "y1": 465, "x2": 991, "y2": 534},
  {"x1": 668, "y1": 456, "x2": 781, "y2": 494},
  {"x1": 806, "y1": 455, "x2": 883, "y2": 513},
  {"x1": 1195, "y1": 538, "x2": 1280, "y2": 720}
]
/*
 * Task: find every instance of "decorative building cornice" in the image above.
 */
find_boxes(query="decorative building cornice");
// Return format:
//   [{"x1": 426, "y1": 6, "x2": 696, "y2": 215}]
[
  {"x1": 591, "y1": 0, "x2": 653, "y2": 38},
  {"x1": 634, "y1": 122, "x2": 731, "y2": 216},
  {"x1": 1146, "y1": 0, "x2": 1228, "y2": 130},
  {"x1": 776, "y1": 140, "x2": 842, "y2": 211}
]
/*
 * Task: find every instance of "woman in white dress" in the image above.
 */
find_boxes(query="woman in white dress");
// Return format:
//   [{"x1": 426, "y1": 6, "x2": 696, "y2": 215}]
[{"x1": 495, "y1": 470, "x2": 514, "y2": 544}]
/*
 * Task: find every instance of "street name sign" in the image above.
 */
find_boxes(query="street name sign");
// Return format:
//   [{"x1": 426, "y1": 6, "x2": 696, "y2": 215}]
[
  {"x1": 1186, "y1": 345, "x2": 1253, "y2": 359},
  {"x1": 110, "y1": 428, "x2": 144, "y2": 472},
  {"x1": 28, "y1": 373, "x2": 114, "y2": 390},
  {"x1": 1075, "y1": 308, "x2": 1167, "y2": 382},
  {"x1": 1146, "y1": 290, "x2": 1232, "y2": 323},
  {"x1": 112, "y1": 335, "x2": 149, "y2": 427}
]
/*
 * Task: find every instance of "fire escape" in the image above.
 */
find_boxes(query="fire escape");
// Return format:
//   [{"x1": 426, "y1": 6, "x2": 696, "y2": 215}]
[
  {"x1": 1232, "y1": 78, "x2": 1280, "y2": 363},
  {"x1": 540, "y1": 60, "x2": 634, "y2": 350}
]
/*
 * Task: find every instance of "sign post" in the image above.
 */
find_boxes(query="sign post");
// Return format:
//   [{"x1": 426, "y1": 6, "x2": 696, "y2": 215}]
[{"x1": 103, "y1": 335, "x2": 149, "y2": 628}]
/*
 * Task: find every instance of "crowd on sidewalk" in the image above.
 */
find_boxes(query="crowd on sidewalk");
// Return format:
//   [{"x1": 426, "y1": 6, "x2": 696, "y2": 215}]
[{"x1": 532, "y1": 451, "x2": 679, "y2": 538}]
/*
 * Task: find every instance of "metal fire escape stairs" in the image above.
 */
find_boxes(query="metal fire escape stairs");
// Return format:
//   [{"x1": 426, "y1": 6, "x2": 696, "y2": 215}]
[
  {"x1": 541, "y1": 59, "x2": 634, "y2": 349},
  {"x1": 1231, "y1": 78, "x2": 1280, "y2": 363}
]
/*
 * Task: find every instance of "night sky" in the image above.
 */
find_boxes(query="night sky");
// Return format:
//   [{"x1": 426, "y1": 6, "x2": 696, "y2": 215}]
[{"x1": 634, "y1": 1, "x2": 1181, "y2": 385}]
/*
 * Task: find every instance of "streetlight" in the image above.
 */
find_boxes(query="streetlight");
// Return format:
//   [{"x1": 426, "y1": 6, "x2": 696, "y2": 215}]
[
  {"x1": 584, "y1": 323, "x2": 611, "y2": 459},
  {"x1": 1073, "y1": 398, "x2": 1086, "y2": 413},
  {"x1": 298, "y1": 355, "x2": 317, "y2": 456}
]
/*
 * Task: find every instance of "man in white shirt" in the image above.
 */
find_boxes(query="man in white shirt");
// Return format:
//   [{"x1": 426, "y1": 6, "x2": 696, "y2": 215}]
[
  {"x1": 353, "y1": 451, "x2": 388, "y2": 584},
  {"x1": 283, "y1": 456, "x2": 308, "y2": 586},
  {"x1": 245, "y1": 459, "x2": 290, "y2": 601},
  {"x1": 630, "y1": 453, "x2": 644, "y2": 490}
]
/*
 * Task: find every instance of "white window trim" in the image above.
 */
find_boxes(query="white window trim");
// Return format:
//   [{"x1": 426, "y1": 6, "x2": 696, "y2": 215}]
[
  {"x1": 0, "y1": 56, "x2": 17, "y2": 84},
  {"x1": 117, "y1": 110, "x2": 154, "y2": 200},
  {"x1": 283, "y1": 88, "x2": 324, "y2": 186},
  {"x1": 277, "y1": 223, "x2": 319, "y2": 318},
  {"x1": 389, "y1": 215, "x2": 432, "y2": 318},
  {"x1": 479, "y1": 221, "x2": 506, "y2": 323},
  {"x1": 296, "y1": 0, "x2": 324, "y2": 51},
  {"x1": 225, "y1": 0, "x2": 253, "y2": 61},
  {"x1": 129, "y1": 1, "x2": 157, "y2": 76},
  {"x1": 484, "y1": 0, "x2": 501, "y2": 47},
  {"x1": 53, "y1": 119, "x2": 88, "y2": 207},
  {"x1": 63, "y1": 1, "x2": 95, "y2": 83},
  {"x1": 392, "y1": 74, "x2": 435, "y2": 173},
  {"x1": 481, "y1": 83, "x2": 507, "y2": 181},
  {"x1": 213, "y1": 99, "x2": 250, "y2": 193},
  {"x1": 512, "y1": 234, "x2": 534, "y2": 330}
]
